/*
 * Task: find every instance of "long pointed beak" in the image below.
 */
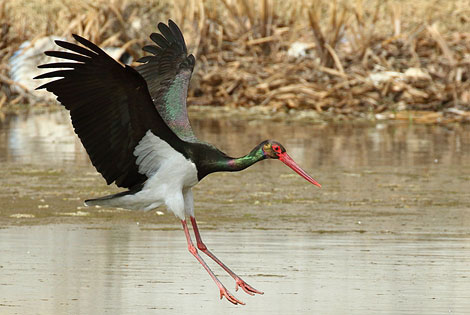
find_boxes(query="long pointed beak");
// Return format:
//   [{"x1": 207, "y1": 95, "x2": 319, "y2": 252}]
[{"x1": 278, "y1": 153, "x2": 321, "y2": 188}]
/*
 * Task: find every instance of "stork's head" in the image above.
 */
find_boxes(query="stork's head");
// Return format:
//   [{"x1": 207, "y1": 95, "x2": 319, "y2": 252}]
[{"x1": 262, "y1": 140, "x2": 321, "y2": 188}]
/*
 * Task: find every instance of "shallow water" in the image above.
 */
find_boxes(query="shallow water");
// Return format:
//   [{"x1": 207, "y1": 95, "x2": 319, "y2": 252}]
[{"x1": 0, "y1": 110, "x2": 470, "y2": 314}]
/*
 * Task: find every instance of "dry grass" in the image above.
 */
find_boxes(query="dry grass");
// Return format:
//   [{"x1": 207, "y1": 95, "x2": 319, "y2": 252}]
[{"x1": 1, "y1": 0, "x2": 470, "y2": 122}]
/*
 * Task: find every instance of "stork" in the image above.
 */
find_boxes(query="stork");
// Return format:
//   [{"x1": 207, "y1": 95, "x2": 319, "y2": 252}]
[{"x1": 35, "y1": 20, "x2": 321, "y2": 305}]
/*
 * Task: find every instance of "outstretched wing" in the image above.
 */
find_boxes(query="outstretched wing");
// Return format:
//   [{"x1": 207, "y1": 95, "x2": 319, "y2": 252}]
[
  {"x1": 35, "y1": 34, "x2": 187, "y2": 189},
  {"x1": 136, "y1": 20, "x2": 197, "y2": 142}
]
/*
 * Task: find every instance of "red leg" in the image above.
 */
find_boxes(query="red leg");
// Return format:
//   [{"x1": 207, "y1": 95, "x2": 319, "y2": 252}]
[
  {"x1": 190, "y1": 216, "x2": 264, "y2": 296},
  {"x1": 181, "y1": 220, "x2": 244, "y2": 305}
]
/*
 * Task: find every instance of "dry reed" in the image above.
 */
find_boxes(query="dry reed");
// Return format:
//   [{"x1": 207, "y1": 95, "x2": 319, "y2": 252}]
[{"x1": 1, "y1": 0, "x2": 469, "y2": 123}]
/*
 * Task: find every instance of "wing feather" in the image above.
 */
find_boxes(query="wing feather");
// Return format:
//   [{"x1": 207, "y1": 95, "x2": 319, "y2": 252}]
[
  {"x1": 44, "y1": 51, "x2": 90, "y2": 62},
  {"x1": 169, "y1": 20, "x2": 186, "y2": 48},
  {"x1": 149, "y1": 33, "x2": 170, "y2": 49},
  {"x1": 136, "y1": 20, "x2": 197, "y2": 142},
  {"x1": 142, "y1": 45, "x2": 162, "y2": 55},
  {"x1": 54, "y1": 40, "x2": 97, "y2": 57},
  {"x1": 157, "y1": 23, "x2": 177, "y2": 46},
  {"x1": 35, "y1": 35, "x2": 188, "y2": 188}
]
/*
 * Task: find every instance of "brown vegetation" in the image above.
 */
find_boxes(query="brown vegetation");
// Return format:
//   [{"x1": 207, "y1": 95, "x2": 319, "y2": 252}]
[{"x1": 1, "y1": 0, "x2": 470, "y2": 122}]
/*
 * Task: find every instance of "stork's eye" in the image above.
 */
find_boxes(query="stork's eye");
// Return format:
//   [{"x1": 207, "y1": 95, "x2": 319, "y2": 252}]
[{"x1": 272, "y1": 145, "x2": 281, "y2": 153}]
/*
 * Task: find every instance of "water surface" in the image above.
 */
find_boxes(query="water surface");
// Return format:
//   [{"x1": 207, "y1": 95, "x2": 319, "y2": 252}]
[{"x1": 0, "y1": 110, "x2": 469, "y2": 314}]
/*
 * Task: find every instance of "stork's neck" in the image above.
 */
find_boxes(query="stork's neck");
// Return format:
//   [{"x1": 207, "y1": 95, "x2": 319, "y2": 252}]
[
  {"x1": 196, "y1": 142, "x2": 267, "y2": 180},
  {"x1": 222, "y1": 143, "x2": 266, "y2": 172}
]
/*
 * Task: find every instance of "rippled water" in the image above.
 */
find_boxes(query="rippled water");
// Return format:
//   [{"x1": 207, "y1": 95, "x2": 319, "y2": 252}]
[{"x1": 0, "y1": 110, "x2": 469, "y2": 314}]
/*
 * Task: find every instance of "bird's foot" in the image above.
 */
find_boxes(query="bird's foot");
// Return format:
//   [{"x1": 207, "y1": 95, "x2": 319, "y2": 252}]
[
  {"x1": 219, "y1": 286, "x2": 245, "y2": 305},
  {"x1": 235, "y1": 278, "x2": 264, "y2": 296}
]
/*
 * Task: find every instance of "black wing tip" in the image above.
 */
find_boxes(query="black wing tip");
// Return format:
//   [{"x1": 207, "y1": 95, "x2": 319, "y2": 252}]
[
  {"x1": 147, "y1": 20, "x2": 187, "y2": 53},
  {"x1": 33, "y1": 72, "x2": 50, "y2": 80},
  {"x1": 136, "y1": 56, "x2": 153, "y2": 63},
  {"x1": 71, "y1": 33, "x2": 89, "y2": 44},
  {"x1": 54, "y1": 39, "x2": 67, "y2": 45},
  {"x1": 34, "y1": 80, "x2": 51, "y2": 90},
  {"x1": 51, "y1": 34, "x2": 83, "y2": 46},
  {"x1": 70, "y1": 34, "x2": 105, "y2": 55},
  {"x1": 157, "y1": 19, "x2": 177, "y2": 30},
  {"x1": 157, "y1": 21, "x2": 167, "y2": 29},
  {"x1": 71, "y1": 33, "x2": 82, "y2": 41},
  {"x1": 188, "y1": 54, "x2": 195, "y2": 66},
  {"x1": 43, "y1": 50, "x2": 57, "y2": 57},
  {"x1": 168, "y1": 20, "x2": 187, "y2": 52}
]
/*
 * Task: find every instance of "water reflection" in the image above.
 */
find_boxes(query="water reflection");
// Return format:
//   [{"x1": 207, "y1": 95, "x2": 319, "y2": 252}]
[
  {"x1": 1, "y1": 110, "x2": 469, "y2": 168},
  {"x1": 194, "y1": 114, "x2": 470, "y2": 169},
  {"x1": 0, "y1": 111, "x2": 86, "y2": 165}
]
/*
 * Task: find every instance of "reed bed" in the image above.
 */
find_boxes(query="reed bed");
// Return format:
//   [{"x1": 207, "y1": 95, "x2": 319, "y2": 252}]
[{"x1": 1, "y1": 0, "x2": 469, "y2": 123}]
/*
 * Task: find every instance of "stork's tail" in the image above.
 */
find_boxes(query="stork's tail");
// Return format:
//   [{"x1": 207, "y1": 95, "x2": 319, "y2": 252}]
[
  {"x1": 84, "y1": 184, "x2": 144, "y2": 207},
  {"x1": 84, "y1": 192, "x2": 124, "y2": 207}
]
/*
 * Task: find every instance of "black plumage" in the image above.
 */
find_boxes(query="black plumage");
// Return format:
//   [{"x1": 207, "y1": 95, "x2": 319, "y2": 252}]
[
  {"x1": 35, "y1": 33, "x2": 187, "y2": 189},
  {"x1": 136, "y1": 20, "x2": 196, "y2": 142}
]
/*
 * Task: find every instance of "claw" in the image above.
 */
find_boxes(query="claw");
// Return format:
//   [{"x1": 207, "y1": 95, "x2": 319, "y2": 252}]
[
  {"x1": 220, "y1": 287, "x2": 245, "y2": 305},
  {"x1": 235, "y1": 278, "x2": 264, "y2": 296}
]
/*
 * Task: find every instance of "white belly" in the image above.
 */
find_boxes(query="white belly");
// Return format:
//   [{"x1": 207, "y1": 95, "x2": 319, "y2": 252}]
[
  {"x1": 123, "y1": 156, "x2": 198, "y2": 218},
  {"x1": 90, "y1": 130, "x2": 199, "y2": 219}
]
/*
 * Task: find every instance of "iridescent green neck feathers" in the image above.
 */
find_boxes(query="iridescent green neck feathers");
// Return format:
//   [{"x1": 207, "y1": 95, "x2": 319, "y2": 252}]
[{"x1": 225, "y1": 143, "x2": 266, "y2": 171}]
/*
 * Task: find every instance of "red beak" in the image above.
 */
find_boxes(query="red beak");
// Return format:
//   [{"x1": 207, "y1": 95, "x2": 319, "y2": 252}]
[{"x1": 278, "y1": 152, "x2": 321, "y2": 188}]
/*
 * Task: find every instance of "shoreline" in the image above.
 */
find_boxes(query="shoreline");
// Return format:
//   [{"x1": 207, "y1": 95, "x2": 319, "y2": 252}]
[{"x1": 1, "y1": 103, "x2": 469, "y2": 125}]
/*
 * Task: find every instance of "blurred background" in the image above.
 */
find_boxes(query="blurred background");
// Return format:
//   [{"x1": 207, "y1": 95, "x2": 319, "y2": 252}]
[{"x1": 1, "y1": 0, "x2": 470, "y2": 122}]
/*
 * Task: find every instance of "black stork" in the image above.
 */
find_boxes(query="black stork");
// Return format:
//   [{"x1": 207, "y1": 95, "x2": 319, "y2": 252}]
[{"x1": 34, "y1": 20, "x2": 321, "y2": 305}]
